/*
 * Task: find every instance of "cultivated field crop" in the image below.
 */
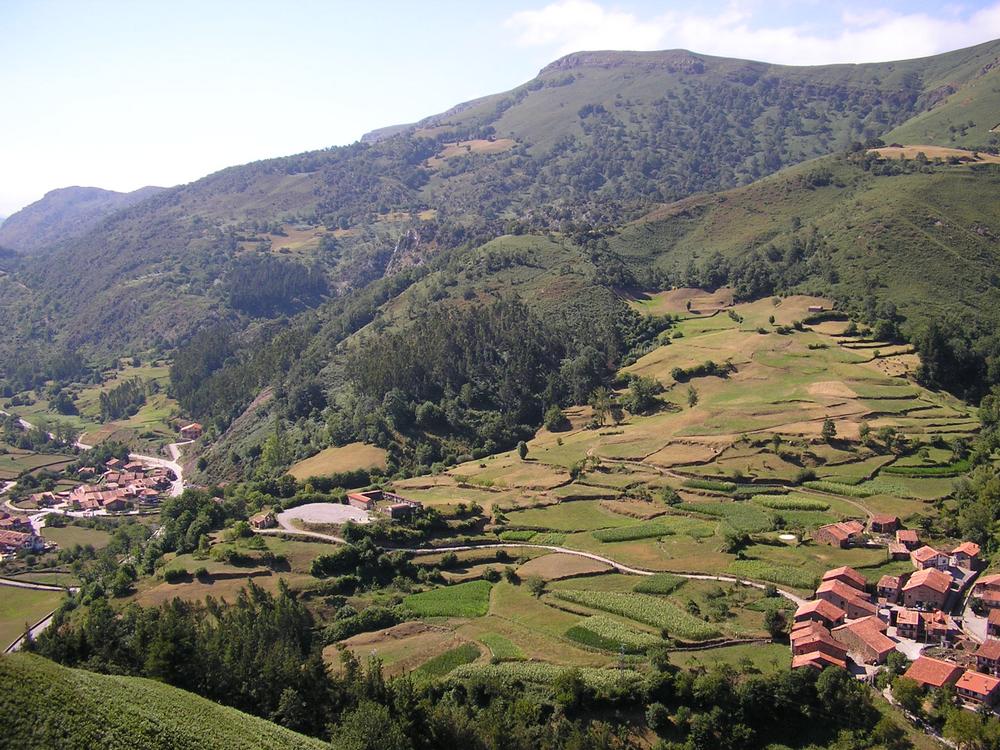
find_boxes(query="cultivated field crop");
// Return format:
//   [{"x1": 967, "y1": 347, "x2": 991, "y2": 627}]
[
  {"x1": 551, "y1": 589, "x2": 719, "y2": 641},
  {"x1": 403, "y1": 580, "x2": 493, "y2": 618},
  {"x1": 727, "y1": 560, "x2": 816, "y2": 590},
  {"x1": 565, "y1": 615, "x2": 661, "y2": 653}
]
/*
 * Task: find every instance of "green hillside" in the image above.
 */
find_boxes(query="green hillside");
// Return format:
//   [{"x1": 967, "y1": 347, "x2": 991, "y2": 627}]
[
  {"x1": 0, "y1": 653, "x2": 327, "y2": 750},
  {"x1": 5, "y1": 40, "x2": 1000, "y2": 362}
]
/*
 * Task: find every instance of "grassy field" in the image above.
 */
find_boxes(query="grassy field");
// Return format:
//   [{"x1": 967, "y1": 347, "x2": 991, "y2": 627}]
[
  {"x1": 0, "y1": 653, "x2": 327, "y2": 750},
  {"x1": 403, "y1": 580, "x2": 493, "y2": 618},
  {"x1": 288, "y1": 442, "x2": 388, "y2": 479},
  {"x1": 0, "y1": 586, "x2": 66, "y2": 649},
  {"x1": 41, "y1": 525, "x2": 112, "y2": 550}
]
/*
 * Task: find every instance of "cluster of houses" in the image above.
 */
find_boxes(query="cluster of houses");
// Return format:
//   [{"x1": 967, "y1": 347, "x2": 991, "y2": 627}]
[
  {"x1": 27, "y1": 457, "x2": 173, "y2": 514},
  {"x1": 792, "y1": 522, "x2": 1000, "y2": 710},
  {"x1": 347, "y1": 489, "x2": 423, "y2": 520},
  {"x1": 0, "y1": 512, "x2": 44, "y2": 557}
]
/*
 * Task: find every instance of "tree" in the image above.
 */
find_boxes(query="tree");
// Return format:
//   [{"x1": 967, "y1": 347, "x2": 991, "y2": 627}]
[
  {"x1": 859, "y1": 421, "x2": 872, "y2": 446},
  {"x1": 589, "y1": 387, "x2": 612, "y2": 425},
  {"x1": 543, "y1": 404, "x2": 570, "y2": 432},
  {"x1": 333, "y1": 700, "x2": 411, "y2": 750},
  {"x1": 943, "y1": 708, "x2": 985, "y2": 750},
  {"x1": 517, "y1": 441, "x2": 528, "y2": 461},
  {"x1": 821, "y1": 418, "x2": 837, "y2": 443},
  {"x1": 526, "y1": 576, "x2": 545, "y2": 597},
  {"x1": 621, "y1": 375, "x2": 662, "y2": 415},
  {"x1": 870, "y1": 716, "x2": 912, "y2": 750},
  {"x1": 764, "y1": 608, "x2": 787, "y2": 639},
  {"x1": 687, "y1": 385, "x2": 699, "y2": 408},
  {"x1": 646, "y1": 702, "x2": 671, "y2": 734},
  {"x1": 892, "y1": 676, "x2": 924, "y2": 716}
]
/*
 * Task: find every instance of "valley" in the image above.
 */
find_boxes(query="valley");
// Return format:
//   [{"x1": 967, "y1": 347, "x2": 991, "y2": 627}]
[{"x1": 5, "y1": 32, "x2": 1000, "y2": 750}]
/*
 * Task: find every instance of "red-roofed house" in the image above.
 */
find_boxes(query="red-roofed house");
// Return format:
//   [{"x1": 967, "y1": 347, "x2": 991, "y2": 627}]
[
  {"x1": 950, "y1": 542, "x2": 981, "y2": 570},
  {"x1": 791, "y1": 627, "x2": 849, "y2": 662},
  {"x1": 179, "y1": 422, "x2": 203, "y2": 440},
  {"x1": 792, "y1": 651, "x2": 848, "y2": 671},
  {"x1": 821, "y1": 566, "x2": 867, "y2": 592},
  {"x1": 903, "y1": 656, "x2": 964, "y2": 690},
  {"x1": 988, "y1": 610, "x2": 1000, "y2": 638},
  {"x1": 869, "y1": 514, "x2": 899, "y2": 533},
  {"x1": 902, "y1": 568, "x2": 952, "y2": 610},
  {"x1": 924, "y1": 610, "x2": 960, "y2": 644},
  {"x1": 815, "y1": 579, "x2": 877, "y2": 619},
  {"x1": 896, "y1": 608, "x2": 923, "y2": 640},
  {"x1": 814, "y1": 520, "x2": 865, "y2": 548},
  {"x1": 911, "y1": 546, "x2": 948, "y2": 570},
  {"x1": 347, "y1": 491, "x2": 378, "y2": 511},
  {"x1": 955, "y1": 670, "x2": 1000, "y2": 706},
  {"x1": 877, "y1": 574, "x2": 906, "y2": 604},
  {"x1": 973, "y1": 574, "x2": 1000, "y2": 610},
  {"x1": 794, "y1": 599, "x2": 846, "y2": 629},
  {"x1": 896, "y1": 529, "x2": 920, "y2": 550},
  {"x1": 976, "y1": 640, "x2": 1000, "y2": 677},
  {"x1": 832, "y1": 616, "x2": 896, "y2": 665}
]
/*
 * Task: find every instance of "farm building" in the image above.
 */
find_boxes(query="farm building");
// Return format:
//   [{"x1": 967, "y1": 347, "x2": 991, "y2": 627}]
[
  {"x1": 923, "y1": 610, "x2": 960, "y2": 643},
  {"x1": 950, "y1": 541, "x2": 981, "y2": 569},
  {"x1": 975, "y1": 640, "x2": 1000, "y2": 677},
  {"x1": 988, "y1": 610, "x2": 1000, "y2": 638},
  {"x1": 794, "y1": 599, "x2": 846, "y2": 629},
  {"x1": 910, "y1": 545, "x2": 948, "y2": 570},
  {"x1": 903, "y1": 656, "x2": 964, "y2": 690},
  {"x1": 792, "y1": 650, "x2": 847, "y2": 671},
  {"x1": 179, "y1": 422, "x2": 203, "y2": 440},
  {"x1": 820, "y1": 566, "x2": 867, "y2": 591},
  {"x1": 877, "y1": 574, "x2": 905, "y2": 604},
  {"x1": 901, "y1": 568, "x2": 952, "y2": 610},
  {"x1": 895, "y1": 609, "x2": 922, "y2": 640},
  {"x1": 813, "y1": 520, "x2": 864, "y2": 548},
  {"x1": 832, "y1": 617, "x2": 896, "y2": 665},
  {"x1": 791, "y1": 623, "x2": 848, "y2": 662},
  {"x1": 0, "y1": 529, "x2": 44, "y2": 554},
  {"x1": 895, "y1": 529, "x2": 920, "y2": 549},
  {"x1": 814, "y1": 579, "x2": 876, "y2": 619},
  {"x1": 955, "y1": 670, "x2": 1000, "y2": 706},
  {"x1": 973, "y1": 574, "x2": 1000, "y2": 609},
  {"x1": 250, "y1": 510, "x2": 277, "y2": 530},
  {"x1": 868, "y1": 514, "x2": 899, "y2": 533}
]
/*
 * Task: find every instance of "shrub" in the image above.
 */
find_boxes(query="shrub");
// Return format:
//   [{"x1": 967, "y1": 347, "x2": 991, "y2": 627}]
[
  {"x1": 634, "y1": 574, "x2": 685, "y2": 595},
  {"x1": 163, "y1": 568, "x2": 187, "y2": 583},
  {"x1": 682, "y1": 478, "x2": 737, "y2": 493}
]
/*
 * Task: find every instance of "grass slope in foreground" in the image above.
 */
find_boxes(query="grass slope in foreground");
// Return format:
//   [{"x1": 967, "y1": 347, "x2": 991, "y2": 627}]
[{"x1": 0, "y1": 653, "x2": 327, "y2": 750}]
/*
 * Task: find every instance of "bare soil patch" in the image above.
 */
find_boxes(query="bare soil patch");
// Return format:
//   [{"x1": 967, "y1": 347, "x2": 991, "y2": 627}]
[
  {"x1": 516, "y1": 553, "x2": 612, "y2": 581},
  {"x1": 870, "y1": 145, "x2": 1000, "y2": 163}
]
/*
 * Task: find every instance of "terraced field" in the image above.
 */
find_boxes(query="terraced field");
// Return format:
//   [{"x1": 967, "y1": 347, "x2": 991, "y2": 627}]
[{"x1": 305, "y1": 294, "x2": 979, "y2": 677}]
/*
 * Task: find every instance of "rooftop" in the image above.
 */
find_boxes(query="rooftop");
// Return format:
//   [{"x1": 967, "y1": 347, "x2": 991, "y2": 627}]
[
  {"x1": 904, "y1": 656, "x2": 964, "y2": 688},
  {"x1": 976, "y1": 639, "x2": 1000, "y2": 661},
  {"x1": 911, "y1": 545, "x2": 942, "y2": 563},
  {"x1": 955, "y1": 670, "x2": 1000, "y2": 696},
  {"x1": 903, "y1": 567, "x2": 952, "y2": 594},
  {"x1": 795, "y1": 599, "x2": 846, "y2": 621},
  {"x1": 822, "y1": 566, "x2": 867, "y2": 589}
]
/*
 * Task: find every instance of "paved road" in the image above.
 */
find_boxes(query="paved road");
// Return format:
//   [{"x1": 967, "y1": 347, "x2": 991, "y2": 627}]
[
  {"x1": 0, "y1": 577, "x2": 79, "y2": 654},
  {"x1": 256, "y1": 527, "x2": 806, "y2": 606}
]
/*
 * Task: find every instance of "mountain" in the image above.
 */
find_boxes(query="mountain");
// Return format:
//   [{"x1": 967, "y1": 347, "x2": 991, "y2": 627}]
[
  {"x1": 0, "y1": 653, "x2": 327, "y2": 750},
  {"x1": 6, "y1": 39, "x2": 1000, "y2": 359},
  {"x1": 0, "y1": 185, "x2": 165, "y2": 255}
]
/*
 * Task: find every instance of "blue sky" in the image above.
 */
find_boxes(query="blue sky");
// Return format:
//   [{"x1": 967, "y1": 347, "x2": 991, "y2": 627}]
[{"x1": 2, "y1": 0, "x2": 1000, "y2": 215}]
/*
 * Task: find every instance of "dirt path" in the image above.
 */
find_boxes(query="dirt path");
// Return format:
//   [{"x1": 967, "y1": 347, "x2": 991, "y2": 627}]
[{"x1": 254, "y1": 527, "x2": 806, "y2": 605}]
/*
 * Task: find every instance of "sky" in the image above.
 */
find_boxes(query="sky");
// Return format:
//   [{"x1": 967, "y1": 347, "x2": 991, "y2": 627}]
[{"x1": 3, "y1": 0, "x2": 1000, "y2": 216}]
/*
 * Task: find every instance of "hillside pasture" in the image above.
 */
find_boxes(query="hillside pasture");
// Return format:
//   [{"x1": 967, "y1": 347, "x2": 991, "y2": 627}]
[{"x1": 288, "y1": 442, "x2": 387, "y2": 479}]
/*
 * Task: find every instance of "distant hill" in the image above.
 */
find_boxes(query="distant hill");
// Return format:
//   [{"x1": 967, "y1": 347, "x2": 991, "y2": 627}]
[
  {"x1": 0, "y1": 184, "x2": 164, "y2": 255},
  {"x1": 7, "y1": 39, "x2": 1000, "y2": 357},
  {"x1": 0, "y1": 653, "x2": 327, "y2": 750}
]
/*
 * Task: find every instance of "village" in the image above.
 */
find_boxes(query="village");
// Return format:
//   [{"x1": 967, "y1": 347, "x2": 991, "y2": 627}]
[
  {"x1": 793, "y1": 513, "x2": 1000, "y2": 714},
  {"x1": 0, "y1": 454, "x2": 177, "y2": 561}
]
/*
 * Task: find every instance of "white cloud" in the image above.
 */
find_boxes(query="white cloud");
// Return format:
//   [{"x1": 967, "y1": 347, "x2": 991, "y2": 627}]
[{"x1": 505, "y1": 1, "x2": 1000, "y2": 65}]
